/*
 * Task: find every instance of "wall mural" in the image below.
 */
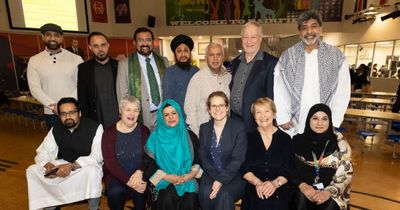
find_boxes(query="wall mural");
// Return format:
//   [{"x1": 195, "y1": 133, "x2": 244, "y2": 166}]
[{"x1": 166, "y1": 0, "x2": 343, "y2": 26}]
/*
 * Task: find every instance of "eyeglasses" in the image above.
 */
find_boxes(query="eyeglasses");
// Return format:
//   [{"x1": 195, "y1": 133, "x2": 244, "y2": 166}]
[
  {"x1": 59, "y1": 110, "x2": 78, "y2": 118},
  {"x1": 210, "y1": 104, "x2": 227, "y2": 110}
]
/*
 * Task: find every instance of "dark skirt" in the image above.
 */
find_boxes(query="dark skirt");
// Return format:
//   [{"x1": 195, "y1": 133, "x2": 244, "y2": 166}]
[
  {"x1": 241, "y1": 183, "x2": 290, "y2": 210},
  {"x1": 152, "y1": 184, "x2": 199, "y2": 210}
]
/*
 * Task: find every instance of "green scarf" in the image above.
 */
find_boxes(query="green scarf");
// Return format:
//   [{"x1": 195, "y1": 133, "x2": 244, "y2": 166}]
[
  {"x1": 145, "y1": 99, "x2": 196, "y2": 196},
  {"x1": 128, "y1": 52, "x2": 166, "y2": 122}
]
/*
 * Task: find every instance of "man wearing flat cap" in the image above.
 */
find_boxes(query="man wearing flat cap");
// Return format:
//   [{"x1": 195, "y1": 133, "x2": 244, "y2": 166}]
[
  {"x1": 162, "y1": 34, "x2": 199, "y2": 114},
  {"x1": 28, "y1": 23, "x2": 83, "y2": 130}
]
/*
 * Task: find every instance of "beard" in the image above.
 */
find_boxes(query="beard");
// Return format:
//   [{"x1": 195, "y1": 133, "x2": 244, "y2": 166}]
[
  {"x1": 62, "y1": 119, "x2": 78, "y2": 129},
  {"x1": 46, "y1": 41, "x2": 61, "y2": 50},
  {"x1": 301, "y1": 33, "x2": 319, "y2": 46},
  {"x1": 175, "y1": 56, "x2": 192, "y2": 71},
  {"x1": 137, "y1": 45, "x2": 152, "y2": 56},
  {"x1": 94, "y1": 52, "x2": 109, "y2": 62}
]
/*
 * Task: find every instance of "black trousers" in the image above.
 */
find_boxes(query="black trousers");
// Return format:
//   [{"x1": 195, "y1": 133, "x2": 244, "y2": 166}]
[
  {"x1": 107, "y1": 179, "x2": 146, "y2": 210},
  {"x1": 153, "y1": 184, "x2": 199, "y2": 210},
  {"x1": 291, "y1": 190, "x2": 340, "y2": 210}
]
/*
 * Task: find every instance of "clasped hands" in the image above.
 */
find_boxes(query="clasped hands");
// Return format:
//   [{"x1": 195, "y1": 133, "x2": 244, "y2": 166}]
[
  {"x1": 44, "y1": 162, "x2": 73, "y2": 178},
  {"x1": 299, "y1": 183, "x2": 331, "y2": 205},
  {"x1": 255, "y1": 181, "x2": 277, "y2": 199},
  {"x1": 163, "y1": 170, "x2": 196, "y2": 186},
  {"x1": 127, "y1": 170, "x2": 147, "y2": 193}
]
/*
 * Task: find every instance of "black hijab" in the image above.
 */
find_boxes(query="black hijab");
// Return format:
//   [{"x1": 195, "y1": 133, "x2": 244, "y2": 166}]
[{"x1": 293, "y1": 104, "x2": 339, "y2": 160}]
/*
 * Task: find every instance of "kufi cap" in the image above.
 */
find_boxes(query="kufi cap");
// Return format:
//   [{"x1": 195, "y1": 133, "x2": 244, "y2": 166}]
[
  {"x1": 170, "y1": 34, "x2": 194, "y2": 52},
  {"x1": 40, "y1": 23, "x2": 63, "y2": 35}
]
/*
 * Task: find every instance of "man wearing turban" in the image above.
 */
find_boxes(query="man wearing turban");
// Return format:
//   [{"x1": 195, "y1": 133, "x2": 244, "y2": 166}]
[{"x1": 162, "y1": 34, "x2": 199, "y2": 116}]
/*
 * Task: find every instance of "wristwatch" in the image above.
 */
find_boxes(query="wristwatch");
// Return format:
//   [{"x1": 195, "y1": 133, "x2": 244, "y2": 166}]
[{"x1": 71, "y1": 162, "x2": 80, "y2": 171}]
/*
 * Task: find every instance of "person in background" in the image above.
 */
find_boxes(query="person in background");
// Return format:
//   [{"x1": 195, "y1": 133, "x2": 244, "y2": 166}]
[
  {"x1": 102, "y1": 96, "x2": 149, "y2": 210},
  {"x1": 27, "y1": 23, "x2": 83, "y2": 130},
  {"x1": 198, "y1": 91, "x2": 247, "y2": 210},
  {"x1": 290, "y1": 104, "x2": 352, "y2": 210},
  {"x1": 66, "y1": 37, "x2": 85, "y2": 60},
  {"x1": 241, "y1": 97, "x2": 292, "y2": 210},
  {"x1": 162, "y1": 34, "x2": 199, "y2": 115}
]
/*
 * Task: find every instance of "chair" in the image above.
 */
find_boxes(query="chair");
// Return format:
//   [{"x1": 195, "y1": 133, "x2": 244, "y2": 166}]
[{"x1": 388, "y1": 134, "x2": 400, "y2": 159}]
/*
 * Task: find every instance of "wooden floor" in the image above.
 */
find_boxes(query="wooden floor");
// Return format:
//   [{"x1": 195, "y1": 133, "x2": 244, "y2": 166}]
[{"x1": 1, "y1": 117, "x2": 399, "y2": 210}]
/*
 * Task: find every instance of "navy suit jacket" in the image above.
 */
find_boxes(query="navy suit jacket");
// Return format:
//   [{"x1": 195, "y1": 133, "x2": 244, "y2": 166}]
[
  {"x1": 230, "y1": 51, "x2": 278, "y2": 132},
  {"x1": 199, "y1": 118, "x2": 247, "y2": 184},
  {"x1": 77, "y1": 58, "x2": 118, "y2": 122}
]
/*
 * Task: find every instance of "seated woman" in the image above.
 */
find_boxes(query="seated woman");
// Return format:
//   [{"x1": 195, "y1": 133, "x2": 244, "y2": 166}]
[
  {"x1": 102, "y1": 95, "x2": 149, "y2": 210},
  {"x1": 241, "y1": 97, "x2": 293, "y2": 210},
  {"x1": 291, "y1": 104, "x2": 353, "y2": 210},
  {"x1": 198, "y1": 91, "x2": 247, "y2": 210},
  {"x1": 143, "y1": 99, "x2": 202, "y2": 210}
]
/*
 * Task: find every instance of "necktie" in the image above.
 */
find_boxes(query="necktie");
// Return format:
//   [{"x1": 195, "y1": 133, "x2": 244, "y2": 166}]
[{"x1": 145, "y1": 58, "x2": 160, "y2": 106}]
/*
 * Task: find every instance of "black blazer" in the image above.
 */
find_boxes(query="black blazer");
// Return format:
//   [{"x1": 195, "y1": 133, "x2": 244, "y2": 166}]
[
  {"x1": 199, "y1": 118, "x2": 247, "y2": 184},
  {"x1": 77, "y1": 58, "x2": 118, "y2": 122},
  {"x1": 66, "y1": 46, "x2": 85, "y2": 60},
  {"x1": 230, "y1": 51, "x2": 278, "y2": 132}
]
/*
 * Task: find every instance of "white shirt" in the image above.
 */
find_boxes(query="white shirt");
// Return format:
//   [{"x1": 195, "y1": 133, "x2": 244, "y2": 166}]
[
  {"x1": 27, "y1": 48, "x2": 83, "y2": 114},
  {"x1": 274, "y1": 49, "x2": 351, "y2": 137},
  {"x1": 137, "y1": 53, "x2": 162, "y2": 111}
]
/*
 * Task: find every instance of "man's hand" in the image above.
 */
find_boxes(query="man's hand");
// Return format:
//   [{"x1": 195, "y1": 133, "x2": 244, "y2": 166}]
[
  {"x1": 279, "y1": 121, "x2": 293, "y2": 130},
  {"x1": 209, "y1": 181, "x2": 222, "y2": 199},
  {"x1": 44, "y1": 162, "x2": 57, "y2": 179},
  {"x1": 49, "y1": 103, "x2": 58, "y2": 114},
  {"x1": 54, "y1": 163, "x2": 73, "y2": 178}
]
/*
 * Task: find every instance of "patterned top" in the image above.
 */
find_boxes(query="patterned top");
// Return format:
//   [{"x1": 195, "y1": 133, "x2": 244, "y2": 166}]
[{"x1": 294, "y1": 131, "x2": 352, "y2": 210}]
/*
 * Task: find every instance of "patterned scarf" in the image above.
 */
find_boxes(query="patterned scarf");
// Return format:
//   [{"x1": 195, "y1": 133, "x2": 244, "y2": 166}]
[
  {"x1": 128, "y1": 52, "x2": 166, "y2": 122},
  {"x1": 277, "y1": 40, "x2": 345, "y2": 124}
]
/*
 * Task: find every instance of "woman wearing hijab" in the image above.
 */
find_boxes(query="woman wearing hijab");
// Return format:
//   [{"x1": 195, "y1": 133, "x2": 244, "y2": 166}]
[
  {"x1": 198, "y1": 91, "x2": 247, "y2": 210},
  {"x1": 241, "y1": 97, "x2": 293, "y2": 210},
  {"x1": 143, "y1": 99, "x2": 202, "y2": 210},
  {"x1": 291, "y1": 104, "x2": 352, "y2": 210}
]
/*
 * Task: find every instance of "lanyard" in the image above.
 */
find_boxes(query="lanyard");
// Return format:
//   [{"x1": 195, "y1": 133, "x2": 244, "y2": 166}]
[{"x1": 311, "y1": 140, "x2": 329, "y2": 183}]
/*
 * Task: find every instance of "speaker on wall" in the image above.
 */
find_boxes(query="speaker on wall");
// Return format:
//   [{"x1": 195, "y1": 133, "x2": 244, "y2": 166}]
[{"x1": 148, "y1": 15, "x2": 156, "y2": 28}]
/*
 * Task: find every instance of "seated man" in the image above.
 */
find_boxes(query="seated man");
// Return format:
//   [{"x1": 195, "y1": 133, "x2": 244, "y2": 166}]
[{"x1": 26, "y1": 97, "x2": 103, "y2": 210}]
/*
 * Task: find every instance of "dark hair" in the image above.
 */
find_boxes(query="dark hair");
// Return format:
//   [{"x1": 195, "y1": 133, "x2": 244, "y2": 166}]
[
  {"x1": 133, "y1": 27, "x2": 154, "y2": 41},
  {"x1": 206, "y1": 91, "x2": 229, "y2": 109},
  {"x1": 87, "y1": 31, "x2": 108, "y2": 44},
  {"x1": 57, "y1": 97, "x2": 80, "y2": 114},
  {"x1": 297, "y1": 10, "x2": 323, "y2": 30}
]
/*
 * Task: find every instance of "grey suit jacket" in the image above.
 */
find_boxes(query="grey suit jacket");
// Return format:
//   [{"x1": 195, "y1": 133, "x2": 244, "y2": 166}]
[{"x1": 116, "y1": 52, "x2": 168, "y2": 129}]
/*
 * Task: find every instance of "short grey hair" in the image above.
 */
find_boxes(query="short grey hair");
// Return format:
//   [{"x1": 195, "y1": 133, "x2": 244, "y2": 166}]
[
  {"x1": 206, "y1": 43, "x2": 224, "y2": 57},
  {"x1": 119, "y1": 95, "x2": 141, "y2": 113},
  {"x1": 241, "y1": 20, "x2": 263, "y2": 37},
  {"x1": 297, "y1": 10, "x2": 323, "y2": 30}
]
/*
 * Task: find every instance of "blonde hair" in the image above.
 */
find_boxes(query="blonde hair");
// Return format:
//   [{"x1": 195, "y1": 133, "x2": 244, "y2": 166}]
[{"x1": 251, "y1": 97, "x2": 276, "y2": 115}]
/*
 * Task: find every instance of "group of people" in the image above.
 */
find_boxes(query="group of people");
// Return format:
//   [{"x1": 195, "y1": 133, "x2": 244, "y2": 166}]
[{"x1": 25, "y1": 9, "x2": 352, "y2": 210}]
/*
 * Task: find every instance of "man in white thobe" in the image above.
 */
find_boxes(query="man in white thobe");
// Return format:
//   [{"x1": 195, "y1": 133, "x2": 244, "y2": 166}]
[
  {"x1": 26, "y1": 97, "x2": 103, "y2": 210},
  {"x1": 274, "y1": 10, "x2": 351, "y2": 137}
]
